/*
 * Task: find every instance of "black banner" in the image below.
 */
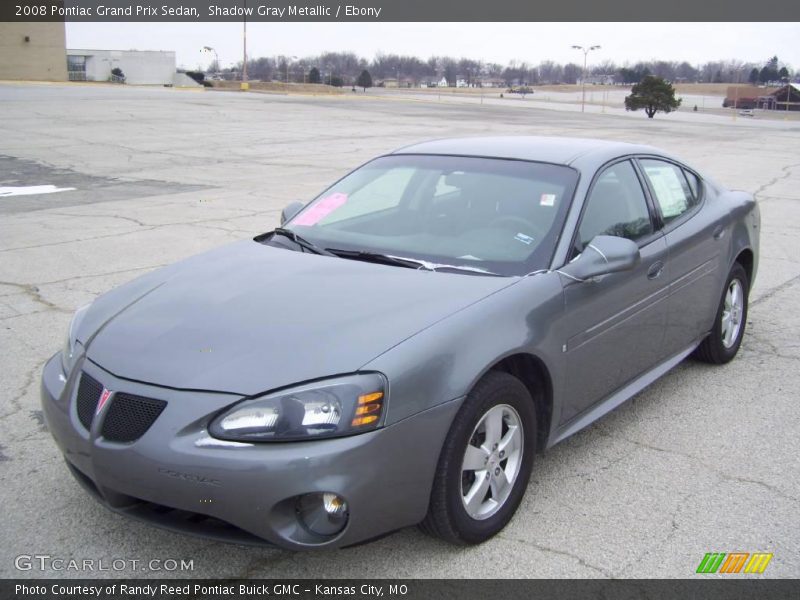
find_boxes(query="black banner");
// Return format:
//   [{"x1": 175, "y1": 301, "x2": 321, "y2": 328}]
[
  {"x1": 3, "y1": 580, "x2": 800, "y2": 600},
  {"x1": 3, "y1": 0, "x2": 800, "y2": 22}
]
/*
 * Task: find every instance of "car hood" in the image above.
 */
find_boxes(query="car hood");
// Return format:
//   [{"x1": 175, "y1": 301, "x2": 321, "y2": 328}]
[{"x1": 80, "y1": 240, "x2": 515, "y2": 395}]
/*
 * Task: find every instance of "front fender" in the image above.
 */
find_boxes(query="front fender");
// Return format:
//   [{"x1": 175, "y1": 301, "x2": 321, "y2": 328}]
[{"x1": 362, "y1": 272, "x2": 565, "y2": 430}]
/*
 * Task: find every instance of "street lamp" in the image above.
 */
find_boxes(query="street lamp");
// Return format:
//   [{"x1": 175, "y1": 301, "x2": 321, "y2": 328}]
[
  {"x1": 571, "y1": 44, "x2": 601, "y2": 113},
  {"x1": 241, "y1": 0, "x2": 248, "y2": 90},
  {"x1": 201, "y1": 46, "x2": 219, "y2": 74},
  {"x1": 731, "y1": 66, "x2": 747, "y2": 120},
  {"x1": 285, "y1": 55, "x2": 298, "y2": 85}
]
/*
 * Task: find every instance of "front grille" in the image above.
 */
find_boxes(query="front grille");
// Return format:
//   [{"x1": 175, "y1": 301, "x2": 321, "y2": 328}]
[
  {"x1": 76, "y1": 372, "x2": 103, "y2": 430},
  {"x1": 101, "y1": 393, "x2": 166, "y2": 443},
  {"x1": 123, "y1": 500, "x2": 269, "y2": 546},
  {"x1": 64, "y1": 459, "x2": 269, "y2": 546}
]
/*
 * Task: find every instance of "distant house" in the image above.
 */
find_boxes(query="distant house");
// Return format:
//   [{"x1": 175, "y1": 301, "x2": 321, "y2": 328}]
[
  {"x1": 478, "y1": 78, "x2": 506, "y2": 88},
  {"x1": 380, "y1": 77, "x2": 414, "y2": 88},
  {"x1": 438, "y1": 76, "x2": 448, "y2": 87},
  {"x1": 722, "y1": 85, "x2": 779, "y2": 109},
  {"x1": 769, "y1": 83, "x2": 800, "y2": 111}
]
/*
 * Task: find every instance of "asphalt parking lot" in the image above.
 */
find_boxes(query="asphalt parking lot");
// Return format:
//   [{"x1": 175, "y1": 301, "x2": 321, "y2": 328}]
[{"x1": 1, "y1": 82, "x2": 798, "y2": 579}]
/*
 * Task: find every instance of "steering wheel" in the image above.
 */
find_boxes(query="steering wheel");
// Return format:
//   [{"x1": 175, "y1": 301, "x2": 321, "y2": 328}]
[{"x1": 487, "y1": 215, "x2": 545, "y2": 240}]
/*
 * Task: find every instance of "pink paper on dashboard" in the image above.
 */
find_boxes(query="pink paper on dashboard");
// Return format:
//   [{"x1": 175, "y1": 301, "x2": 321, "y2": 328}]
[{"x1": 293, "y1": 193, "x2": 348, "y2": 226}]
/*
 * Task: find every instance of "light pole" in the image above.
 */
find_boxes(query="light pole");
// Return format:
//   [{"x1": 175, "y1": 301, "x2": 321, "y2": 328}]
[
  {"x1": 782, "y1": 76, "x2": 791, "y2": 118},
  {"x1": 571, "y1": 44, "x2": 601, "y2": 113},
  {"x1": 241, "y1": 0, "x2": 248, "y2": 90},
  {"x1": 285, "y1": 55, "x2": 297, "y2": 86},
  {"x1": 202, "y1": 46, "x2": 219, "y2": 75}
]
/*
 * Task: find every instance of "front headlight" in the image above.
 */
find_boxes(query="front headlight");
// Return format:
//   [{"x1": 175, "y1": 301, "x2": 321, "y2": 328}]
[
  {"x1": 61, "y1": 304, "x2": 90, "y2": 374},
  {"x1": 209, "y1": 373, "x2": 386, "y2": 442}
]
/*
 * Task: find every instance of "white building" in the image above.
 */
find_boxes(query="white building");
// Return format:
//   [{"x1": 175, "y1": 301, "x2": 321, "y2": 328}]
[
  {"x1": 577, "y1": 74, "x2": 616, "y2": 86},
  {"x1": 66, "y1": 49, "x2": 176, "y2": 85}
]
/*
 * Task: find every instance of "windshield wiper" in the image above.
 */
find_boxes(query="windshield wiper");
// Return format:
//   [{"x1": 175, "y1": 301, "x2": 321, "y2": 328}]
[
  {"x1": 426, "y1": 264, "x2": 502, "y2": 276},
  {"x1": 325, "y1": 248, "x2": 430, "y2": 270},
  {"x1": 325, "y1": 248, "x2": 502, "y2": 276},
  {"x1": 270, "y1": 228, "x2": 335, "y2": 256}
]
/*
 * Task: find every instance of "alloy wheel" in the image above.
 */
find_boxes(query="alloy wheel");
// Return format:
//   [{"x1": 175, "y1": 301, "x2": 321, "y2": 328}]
[
  {"x1": 460, "y1": 404, "x2": 524, "y2": 520},
  {"x1": 721, "y1": 278, "x2": 744, "y2": 348}
]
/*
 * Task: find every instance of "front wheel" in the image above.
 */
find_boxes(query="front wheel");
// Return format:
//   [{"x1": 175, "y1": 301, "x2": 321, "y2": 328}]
[
  {"x1": 420, "y1": 371, "x2": 536, "y2": 545},
  {"x1": 694, "y1": 262, "x2": 749, "y2": 364}
]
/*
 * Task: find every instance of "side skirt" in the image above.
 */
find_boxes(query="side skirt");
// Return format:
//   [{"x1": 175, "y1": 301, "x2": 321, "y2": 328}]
[{"x1": 547, "y1": 339, "x2": 701, "y2": 448}]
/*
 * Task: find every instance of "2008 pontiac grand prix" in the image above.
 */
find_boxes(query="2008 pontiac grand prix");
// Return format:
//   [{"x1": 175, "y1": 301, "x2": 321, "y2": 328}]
[{"x1": 42, "y1": 136, "x2": 759, "y2": 549}]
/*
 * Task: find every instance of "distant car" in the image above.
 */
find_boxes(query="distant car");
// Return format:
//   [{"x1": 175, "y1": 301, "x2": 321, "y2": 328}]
[
  {"x1": 42, "y1": 137, "x2": 759, "y2": 549},
  {"x1": 739, "y1": 109, "x2": 755, "y2": 117}
]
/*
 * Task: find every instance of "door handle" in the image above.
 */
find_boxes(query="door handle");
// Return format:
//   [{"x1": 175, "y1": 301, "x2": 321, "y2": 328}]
[
  {"x1": 713, "y1": 225, "x2": 727, "y2": 240},
  {"x1": 647, "y1": 261, "x2": 664, "y2": 280}
]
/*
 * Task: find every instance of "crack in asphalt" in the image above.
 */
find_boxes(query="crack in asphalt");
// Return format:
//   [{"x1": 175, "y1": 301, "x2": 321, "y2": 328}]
[
  {"x1": 753, "y1": 162, "x2": 800, "y2": 199},
  {"x1": 0, "y1": 209, "x2": 270, "y2": 254},
  {"x1": 595, "y1": 431, "x2": 800, "y2": 505},
  {"x1": 0, "y1": 360, "x2": 42, "y2": 425},
  {"x1": 34, "y1": 264, "x2": 170, "y2": 287},
  {"x1": 751, "y1": 272, "x2": 800, "y2": 307},
  {"x1": 497, "y1": 534, "x2": 613, "y2": 577},
  {"x1": 0, "y1": 280, "x2": 69, "y2": 313},
  {"x1": 611, "y1": 487, "x2": 700, "y2": 577}
]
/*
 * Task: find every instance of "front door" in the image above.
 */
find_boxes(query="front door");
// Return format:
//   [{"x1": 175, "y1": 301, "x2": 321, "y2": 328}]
[{"x1": 560, "y1": 160, "x2": 669, "y2": 424}]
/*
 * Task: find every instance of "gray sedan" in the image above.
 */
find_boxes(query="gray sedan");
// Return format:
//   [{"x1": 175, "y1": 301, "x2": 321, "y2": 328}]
[{"x1": 41, "y1": 136, "x2": 759, "y2": 549}]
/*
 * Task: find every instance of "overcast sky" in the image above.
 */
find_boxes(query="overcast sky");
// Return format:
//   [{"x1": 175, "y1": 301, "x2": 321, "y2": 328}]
[{"x1": 66, "y1": 22, "x2": 800, "y2": 70}]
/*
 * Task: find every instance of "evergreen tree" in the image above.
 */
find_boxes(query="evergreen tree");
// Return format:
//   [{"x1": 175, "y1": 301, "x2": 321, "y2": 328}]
[
  {"x1": 624, "y1": 76, "x2": 682, "y2": 118},
  {"x1": 356, "y1": 69, "x2": 373, "y2": 91}
]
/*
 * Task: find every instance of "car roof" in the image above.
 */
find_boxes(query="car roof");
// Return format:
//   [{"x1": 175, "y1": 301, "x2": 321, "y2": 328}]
[{"x1": 391, "y1": 136, "x2": 664, "y2": 167}]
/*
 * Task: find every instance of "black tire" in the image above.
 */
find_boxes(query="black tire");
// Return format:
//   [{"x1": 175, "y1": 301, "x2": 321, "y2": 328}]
[
  {"x1": 420, "y1": 371, "x2": 536, "y2": 545},
  {"x1": 694, "y1": 262, "x2": 749, "y2": 364}
]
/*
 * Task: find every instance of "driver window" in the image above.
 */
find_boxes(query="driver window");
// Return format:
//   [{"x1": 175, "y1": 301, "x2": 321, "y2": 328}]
[{"x1": 575, "y1": 161, "x2": 653, "y2": 255}]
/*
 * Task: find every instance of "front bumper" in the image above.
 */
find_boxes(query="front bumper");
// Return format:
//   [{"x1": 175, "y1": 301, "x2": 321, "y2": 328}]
[{"x1": 41, "y1": 353, "x2": 462, "y2": 549}]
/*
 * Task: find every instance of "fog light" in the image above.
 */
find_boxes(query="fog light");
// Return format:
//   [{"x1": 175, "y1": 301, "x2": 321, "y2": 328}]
[{"x1": 296, "y1": 492, "x2": 349, "y2": 537}]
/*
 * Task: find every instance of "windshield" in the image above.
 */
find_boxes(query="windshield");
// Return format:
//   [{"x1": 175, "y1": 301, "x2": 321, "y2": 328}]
[{"x1": 280, "y1": 154, "x2": 578, "y2": 276}]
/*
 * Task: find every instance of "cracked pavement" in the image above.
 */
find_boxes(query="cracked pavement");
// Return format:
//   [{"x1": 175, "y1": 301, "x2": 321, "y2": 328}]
[{"x1": 0, "y1": 83, "x2": 798, "y2": 578}]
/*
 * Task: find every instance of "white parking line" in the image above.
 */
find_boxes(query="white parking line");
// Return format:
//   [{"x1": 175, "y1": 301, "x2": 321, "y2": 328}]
[{"x1": 0, "y1": 185, "x2": 76, "y2": 197}]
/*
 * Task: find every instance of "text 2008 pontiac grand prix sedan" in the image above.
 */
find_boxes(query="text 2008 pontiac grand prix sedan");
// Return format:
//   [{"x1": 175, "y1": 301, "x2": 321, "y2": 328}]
[{"x1": 42, "y1": 137, "x2": 759, "y2": 549}]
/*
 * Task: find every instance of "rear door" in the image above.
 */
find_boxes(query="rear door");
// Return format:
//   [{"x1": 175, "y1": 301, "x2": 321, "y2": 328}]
[
  {"x1": 637, "y1": 158, "x2": 721, "y2": 355},
  {"x1": 560, "y1": 159, "x2": 669, "y2": 424}
]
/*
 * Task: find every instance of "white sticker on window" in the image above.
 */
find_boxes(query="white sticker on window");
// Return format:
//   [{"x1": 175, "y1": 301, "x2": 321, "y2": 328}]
[
  {"x1": 514, "y1": 233, "x2": 534, "y2": 245},
  {"x1": 540, "y1": 193, "x2": 556, "y2": 207},
  {"x1": 645, "y1": 166, "x2": 688, "y2": 218}
]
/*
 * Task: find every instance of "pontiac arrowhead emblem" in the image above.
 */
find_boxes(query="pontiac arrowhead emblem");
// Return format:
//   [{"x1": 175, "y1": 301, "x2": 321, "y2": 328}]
[{"x1": 96, "y1": 388, "x2": 112, "y2": 414}]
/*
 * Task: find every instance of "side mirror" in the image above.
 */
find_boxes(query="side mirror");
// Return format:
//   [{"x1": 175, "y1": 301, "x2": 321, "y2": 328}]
[
  {"x1": 561, "y1": 235, "x2": 640, "y2": 281},
  {"x1": 280, "y1": 201, "x2": 305, "y2": 225}
]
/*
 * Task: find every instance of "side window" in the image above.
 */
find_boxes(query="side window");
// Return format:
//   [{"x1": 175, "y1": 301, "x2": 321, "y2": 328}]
[
  {"x1": 576, "y1": 161, "x2": 653, "y2": 253},
  {"x1": 683, "y1": 168, "x2": 701, "y2": 200},
  {"x1": 640, "y1": 159, "x2": 699, "y2": 223}
]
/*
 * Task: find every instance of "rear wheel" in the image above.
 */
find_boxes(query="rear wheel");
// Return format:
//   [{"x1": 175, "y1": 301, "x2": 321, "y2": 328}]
[
  {"x1": 695, "y1": 262, "x2": 749, "y2": 364},
  {"x1": 420, "y1": 371, "x2": 536, "y2": 545}
]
